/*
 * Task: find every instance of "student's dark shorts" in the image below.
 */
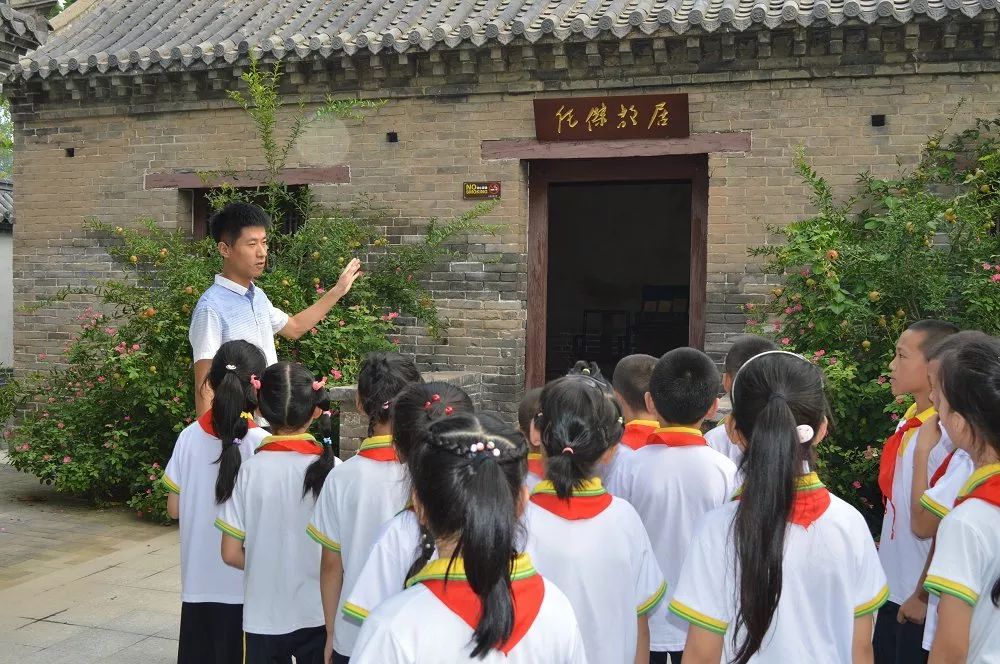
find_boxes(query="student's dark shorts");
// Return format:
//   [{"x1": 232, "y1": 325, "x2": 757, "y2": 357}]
[
  {"x1": 243, "y1": 625, "x2": 326, "y2": 664},
  {"x1": 177, "y1": 601, "x2": 244, "y2": 664}
]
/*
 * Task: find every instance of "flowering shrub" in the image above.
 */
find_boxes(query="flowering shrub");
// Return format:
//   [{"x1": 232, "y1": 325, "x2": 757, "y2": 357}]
[{"x1": 747, "y1": 114, "x2": 1000, "y2": 528}]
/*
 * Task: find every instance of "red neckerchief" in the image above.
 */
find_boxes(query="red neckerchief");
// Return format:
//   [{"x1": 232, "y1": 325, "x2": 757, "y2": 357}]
[
  {"x1": 646, "y1": 426, "x2": 707, "y2": 447},
  {"x1": 734, "y1": 472, "x2": 831, "y2": 528},
  {"x1": 955, "y1": 464, "x2": 1000, "y2": 509},
  {"x1": 529, "y1": 479, "x2": 613, "y2": 520},
  {"x1": 621, "y1": 420, "x2": 659, "y2": 450},
  {"x1": 878, "y1": 407, "x2": 933, "y2": 501},
  {"x1": 256, "y1": 434, "x2": 323, "y2": 456},
  {"x1": 930, "y1": 450, "x2": 957, "y2": 488},
  {"x1": 527, "y1": 452, "x2": 545, "y2": 478},
  {"x1": 357, "y1": 435, "x2": 399, "y2": 462},
  {"x1": 407, "y1": 555, "x2": 544, "y2": 655},
  {"x1": 197, "y1": 408, "x2": 258, "y2": 438}
]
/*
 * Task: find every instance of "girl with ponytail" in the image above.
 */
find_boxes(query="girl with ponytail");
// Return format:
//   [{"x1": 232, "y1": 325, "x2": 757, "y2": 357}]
[
  {"x1": 924, "y1": 335, "x2": 1000, "y2": 662},
  {"x1": 524, "y1": 375, "x2": 666, "y2": 664},
  {"x1": 162, "y1": 339, "x2": 267, "y2": 664},
  {"x1": 670, "y1": 350, "x2": 888, "y2": 664},
  {"x1": 216, "y1": 361, "x2": 337, "y2": 664},
  {"x1": 352, "y1": 412, "x2": 587, "y2": 663},
  {"x1": 309, "y1": 352, "x2": 422, "y2": 663}
]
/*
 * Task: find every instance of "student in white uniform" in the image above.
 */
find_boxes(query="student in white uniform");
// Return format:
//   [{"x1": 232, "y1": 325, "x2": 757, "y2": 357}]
[
  {"x1": 923, "y1": 335, "x2": 1000, "y2": 663},
  {"x1": 162, "y1": 340, "x2": 268, "y2": 664},
  {"x1": 604, "y1": 354, "x2": 658, "y2": 497},
  {"x1": 216, "y1": 361, "x2": 340, "y2": 664},
  {"x1": 875, "y1": 320, "x2": 958, "y2": 664},
  {"x1": 704, "y1": 335, "x2": 779, "y2": 467},
  {"x1": 524, "y1": 374, "x2": 666, "y2": 664},
  {"x1": 672, "y1": 350, "x2": 888, "y2": 664},
  {"x1": 308, "y1": 352, "x2": 422, "y2": 663},
  {"x1": 352, "y1": 411, "x2": 587, "y2": 663},
  {"x1": 616, "y1": 347, "x2": 737, "y2": 664},
  {"x1": 517, "y1": 387, "x2": 545, "y2": 491},
  {"x1": 344, "y1": 381, "x2": 475, "y2": 622}
]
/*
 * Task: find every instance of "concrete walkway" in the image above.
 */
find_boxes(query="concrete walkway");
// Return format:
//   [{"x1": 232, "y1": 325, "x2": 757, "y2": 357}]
[{"x1": 0, "y1": 459, "x2": 181, "y2": 663}]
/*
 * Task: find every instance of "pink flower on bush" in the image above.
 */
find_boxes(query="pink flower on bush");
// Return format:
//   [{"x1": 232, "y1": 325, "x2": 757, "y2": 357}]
[
  {"x1": 828, "y1": 357, "x2": 838, "y2": 365},
  {"x1": 152, "y1": 462, "x2": 160, "y2": 469},
  {"x1": 310, "y1": 327, "x2": 319, "y2": 336},
  {"x1": 784, "y1": 307, "x2": 794, "y2": 314},
  {"x1": 391, "y1": 337, "x2": 400, "y2": 345},
  {"x1": 105, "y1": 327, "x2": 117, "y2": 336},
  {"x1": 103, "y1": 442, "x2": 111, "y2": 449},
  {"x1": 331, "y1": 369, "x2": 343, "y2": 380},
  {"x1": 42, "y1": 454, "x2": 52, "y2": 461},
  {"x1": 62, "y1": 456, "x2": 71, "y2": 464},
  {"x1": 746, "y1": 319, "x2": 758, "y2": 326},
  {"x1": 37, "y1": 352, "x2": 46, "y2": 361},
  {"x1": 852, "y1": 481, "x2": 862, "y2": 489},
  {"x1": 864, "y1": 446, "x2": 879, "y2": 460},
  {"x1": 56, "y1": 422, "x2": 65, "y2": 429},
  {"x1": 146, "y1": 489, "x2": 152, "y2": 495},
  {"x1": 148, "y1": 474, "x2": 156, "y2": 481},
  {"x1": 814, "y1": 349, "x2": 826, "y2": 357},
  {"x1": 984, "y1": 262, "x2": 992, "y2": 270},
  {"x1": 781, "y1": 337, "x2": 791, "y2": 345},
  {"x1": 132, "y1": 344, "x2": 140, "y2": 351},
  {"x1": 772, "y1": 321, "x2": 782, "y2": 332},
  {"x1": 97, "y1": 376, "x2": 106, "y2": 383},
  {"x1": 42, "y1": 412, "x2": 49, "y2": 418},
  {"x1": 339, "y1": 320, "x2": 345, "y2": 326},
  {"x1": 890, "y1": 413, "x2": 900, "y2": 421},
  {"x1": 991, "y1": 273, "x2": 1000, "y2": 283},
  {"x1": 315, "y1": 287, "x2": 326, "y2": 295},
  {"x1": 124, "y1": 416, "x2": 131, "y2": 421},
  {"x1": 877, "y1": 376, "x2": 887, "y2": 384}
]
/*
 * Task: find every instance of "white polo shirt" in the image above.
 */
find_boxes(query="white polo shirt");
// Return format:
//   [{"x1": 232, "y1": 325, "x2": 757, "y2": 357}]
[
  {"x1": 525, "y1": 452, "x2": 544, "y2": 492},
  {"x1": 925, "y1": 466, "x2": 1000, "y2": 662},
  {"x1": 617, "y1": 431, "x2": 737, "y2": 651},
  {"x1": 599, "y1": 443, "x2": 636, "y2": 498},
  {"x1": 308, "y1": 436, "x2": 409, "y2": 656},
  {"x1": 878, "y1": 406, "x2": 951, "y2": 604},
  {"x1": 351, "y1": 557, "x2": 587, "y2": 663},
  {"x1": 919, "y1": 448, "x2": 975, "y2": 651},
  {"x1": 671, "y1": 492, "x2": 889, "y2": 663},
  {"x1": 163, "y1": 414, "x2": 268, "y2": 604},
  {"x1": 705, "y1": 421, "x2": 743, "y2": 466},
  {"x1": 344, "y1": 508, "x2": 425, "y2": 622},
  {"x1": 190, "y1": 275, "x2": 289, "y2": 366},
  {"x1": 215, "y1": 440, "x2": 325, "y2": 635},
  {"x1": 523, "y1": 479, "x2": 666, "y2": 664}
]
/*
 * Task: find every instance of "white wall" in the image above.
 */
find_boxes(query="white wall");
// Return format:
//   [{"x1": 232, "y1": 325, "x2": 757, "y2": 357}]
[{"x1": 0, "y1": 232, "x2": 12, "y2": 368}]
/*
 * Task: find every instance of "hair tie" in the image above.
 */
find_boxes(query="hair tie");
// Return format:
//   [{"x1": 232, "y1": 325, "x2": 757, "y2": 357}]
[
  {"x1": 431, "y1": 394, "x2": 441, "y2": 403},
  {"x1": 249, "y1": 374, "x2": 261, "y2": 390},
  {"x1": 312, "y1": 376, "x2": 327, "y2": 391},
  {"x1": 240, "y1": 411, "x2": 254, "y2": 421},
  {"x1": 382, "y1": 401, "x2": 391, "y2": 410},
  {"x1": 225, "y1": 364, "x2": 237, "y2": 371},
  {"x1": 581, "y1": 367, "x2": 591, "y2": 375},
  {"x1": 562, "y1": 447, "x2": 574, "y2": 455},
  {"x1": 617, "y1": 416, "x2": 624, "y2": 424},
  {"x1": 768, "y1": 392, "x2": 787, "y2": 402},
  {"x1": 444, "y1": 406, "x2": 454, "y2": 416},
  {"x1": 322, "y1": 436, "x2": 333, "y2": 446},
  {"x1": 796, "y1": 424, "x2": 816, "y2": 444},
  {"x1": 423, "y1": 401, "x2": 432, "y2": 410}
]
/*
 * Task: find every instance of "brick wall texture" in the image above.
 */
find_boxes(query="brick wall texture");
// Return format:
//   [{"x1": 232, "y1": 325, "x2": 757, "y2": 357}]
[{"x1": 10, "y1": 18, "x2": 1000, "y2": 418}]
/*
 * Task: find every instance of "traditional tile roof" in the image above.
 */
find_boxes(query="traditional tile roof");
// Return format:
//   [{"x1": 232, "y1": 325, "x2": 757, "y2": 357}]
[
  {"x1": 0, "y1": 0, "x2": 47, "y2": 72},
  {"x1": 0, "y1": 180, "x2": 13, "y2": 231},
  {"x1": 12, "y1": 0, "x2": 999, "y2": 80}
]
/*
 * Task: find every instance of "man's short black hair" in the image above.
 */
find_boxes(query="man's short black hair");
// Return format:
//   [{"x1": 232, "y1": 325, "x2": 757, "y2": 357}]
[
  {"x1": 907, "y1": 319, "x2": 960, "y2": 357},
  {"x1": 612, "y1": 354, "x2": 658, "y2": 412},
  {"x1": 210, "y1": 202, "x2": 272, "y2": 245},
  {"x1": 649, "y1": 347, "x2": 721, "y2": 425},
  {"x1": 724, "y1": 335, "x2": 780, "y2": 376}
]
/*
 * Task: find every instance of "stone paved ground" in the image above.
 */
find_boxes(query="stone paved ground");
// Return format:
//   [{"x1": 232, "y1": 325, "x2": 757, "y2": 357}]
[{"x1": 0, "y1": 457, "x2": 181, "y2": 663}]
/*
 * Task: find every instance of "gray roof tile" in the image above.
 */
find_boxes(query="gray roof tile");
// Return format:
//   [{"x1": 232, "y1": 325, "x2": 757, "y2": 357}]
[{"x1": 12, "y1": 0, "x2": 999, "y2": 79}]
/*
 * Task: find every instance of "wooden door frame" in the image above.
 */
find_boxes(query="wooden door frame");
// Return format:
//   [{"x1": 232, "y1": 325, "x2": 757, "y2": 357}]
[{"x1": 526, "y1": 155, "x2": 708, "y2": 388}]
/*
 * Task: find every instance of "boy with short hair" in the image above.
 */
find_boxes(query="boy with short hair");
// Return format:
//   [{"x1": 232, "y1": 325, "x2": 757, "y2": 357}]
[
  {"x1": 618, "y1": 347, "x2": 737, "y2": 664},
  {"x1": 518, "y1": 387, "x2": 545, "y2": 490},
  {"x1": 873, "y1": 319, "x2": 959, "y2": 664},
  {"x1": 190, "y1": 203, "x2": 362, "y2": 415},
  {"x1": 612, "y1": 354, "x2": 660, "y2": 451},
  {"x1": 704, "y1": 335, "x2": 779, "y2": 465}
]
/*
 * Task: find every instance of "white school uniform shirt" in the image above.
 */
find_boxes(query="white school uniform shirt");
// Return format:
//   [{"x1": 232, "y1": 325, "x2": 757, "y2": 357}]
[
  {"x1": 670, "y1": 479, "x2": 889, "y2": 663},
  {"x1": 189, "y1": 275, "x2": 289, "y2": 367},
  {"x1": 878, "y1": 405, "x2": 952, "y2": 605},
  {"x1": 351, "y1": 555, "x2": 588, "y2": 664},
  {"x1": 616, "y1": 427, "x2": 738, "y2": 651},
  {"x1": 308, "y1": 435, "x2": 409, "y2": 656},
  {"x1": 919, "y1": 447, "x2": 975, "y2": 651},
  {"x1": 705, "y1": 421, "x2": 744, "y2": 466},
  {"x1": 163, "y1": 414, "x2": 268, "y2": 604},
  {"x1": 525, "y1": 452, "x2": 545, "y2": 492},
  {"x1": 344, "y1": 508, "x2": 426, "y2": 622},
  {"x1": 215, "y1": 435, "x2": 325, "y2": 634},
  {"x1": 523, "y1": 478, "x2": 666, "y2": 664},
  {"x1": 600, "y1": 443, "x2": 636, "y2": 497},
  {"x1": 925, "y1": 465, "x2": 1000, "y2": 663}
]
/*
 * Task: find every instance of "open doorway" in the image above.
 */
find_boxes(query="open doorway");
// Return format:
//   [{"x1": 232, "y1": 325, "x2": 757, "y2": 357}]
[{"x1": 545, "y1": 181, "x2": 692, "y2": 381}]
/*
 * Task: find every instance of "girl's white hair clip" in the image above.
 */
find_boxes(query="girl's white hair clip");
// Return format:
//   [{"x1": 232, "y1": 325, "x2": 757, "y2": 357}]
[{"x1": 796, "y1": 424, "x2": 815, "y2": 444}]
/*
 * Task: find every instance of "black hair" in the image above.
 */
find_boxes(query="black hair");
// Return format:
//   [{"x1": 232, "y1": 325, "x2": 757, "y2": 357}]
[
  {"x1": 724, "y1": 335, "x2": 780, "y2": 376},
  {"x1": 612, "y1": 354, "x2": 658, "y2": 413},
  {"x1": 567, "y1": 360, "x2": 607, "y2": 384},
  {"x1": 406, "y1": 412, "x2": 528, "y2": 659},
  {"x1": 209, "y1": 202, "x2": 272, "y2": 245},
  {"x1": 314, "y1": 389, "x2": 339, "y2": 458},
  {"x1": 925, "y1": 329, "x2": 986, "y2": 362},
  {"x1": 729, "y1": 351, "x2": 828, "y2": 664},
  {"x1": 907, "y1": 319, "x2": 960, "y2": 357},
  {"x1": 392, "y1": 381, "x2": 474, "y2": 463},
  {"x1": 356, "y1": 352, "x2": 423, "y2": 437},
  {"x1": 935, "y1": 333, "x2": 1000, "y2": 607},
  {"x1": 535, "y1": 375, "x2": 624, "y2": 499},
  {"x1": 517, "y1": 388, "x2": 543, "y2": 436},
  {"x1": 648, "y1": 347, "x2": 721, "y2": 425},
  {"x1": 257, "y1": 361, "x2": 337, "y2": 499},
  {"x1": 207, "y1": 340, "x2": 267, "y2": 504}
]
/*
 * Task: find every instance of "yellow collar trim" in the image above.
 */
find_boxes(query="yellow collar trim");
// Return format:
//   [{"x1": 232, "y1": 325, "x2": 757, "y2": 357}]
[
  {"x1": 733, "y1": 472, "x2": 824, "y2": 498},
  {"x1": 527, "y1": 452, "x2": 542, "y2": 461},
  {"x1": 532, "y1": 477, "x2": 606, "y2": 497},
  {"x1": 257, "y1": 433, "x2": 320, "y2": 450},
  {"x1": 626, "y1": 419, "x2": 660, "y2": 428},
  {"x1": 653, "y1": 426, "x2": 704, "y2": 436},
  {"x1": 406, "y1": 553, "x2": 537, "y2": 587},
  {"x1": 959, "y1": 463, "x2": 1000, "y2": 498},
  {"x1": 359, "y1": 434, "x2": 394, "y2": 451}
]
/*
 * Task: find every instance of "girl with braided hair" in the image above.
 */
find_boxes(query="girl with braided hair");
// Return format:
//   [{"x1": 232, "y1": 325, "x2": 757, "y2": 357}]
[
  {"x1": 352, "y1": 412, "x2": 587, "y2": 663},
  {"x1": 308, "y1": 352, "x2": 422, "y2": 663}
]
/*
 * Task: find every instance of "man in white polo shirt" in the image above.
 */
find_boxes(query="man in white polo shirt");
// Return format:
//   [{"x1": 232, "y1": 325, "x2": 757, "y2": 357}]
[{"x1": 190, "y1": 202, "x2": 361, "y2": 415}]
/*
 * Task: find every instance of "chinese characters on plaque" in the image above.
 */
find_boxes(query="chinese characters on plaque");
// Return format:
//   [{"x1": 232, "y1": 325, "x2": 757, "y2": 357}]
[{"x1": 533, "y1": 94, "x2": 690, "y2": 141}]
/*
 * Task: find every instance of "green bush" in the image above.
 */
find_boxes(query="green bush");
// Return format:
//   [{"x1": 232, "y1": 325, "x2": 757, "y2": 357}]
[{"x1": 746, "y1": 113, "x2": 1000, "y2": 528}]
